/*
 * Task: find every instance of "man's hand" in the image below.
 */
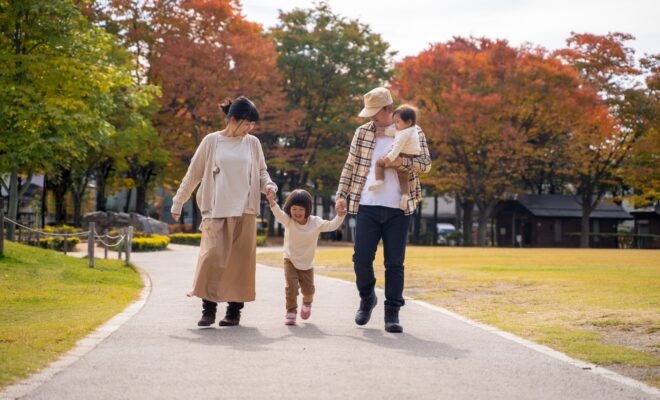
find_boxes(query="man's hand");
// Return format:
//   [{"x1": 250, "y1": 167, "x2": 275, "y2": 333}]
[
  {"x1": 335, "y1": 197, "x2": 347, "y2": 215},
  {"x1": 266, "y1": 189, "x2": 276, "y2": 204},
  {"x1": 389, "y1": 157, "x2": 403, "y2": 168}
]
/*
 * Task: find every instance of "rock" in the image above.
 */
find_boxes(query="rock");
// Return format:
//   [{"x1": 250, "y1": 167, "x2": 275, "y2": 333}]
[{"x1": 83, "y1": 211, "x2": 169, "y2": 235}]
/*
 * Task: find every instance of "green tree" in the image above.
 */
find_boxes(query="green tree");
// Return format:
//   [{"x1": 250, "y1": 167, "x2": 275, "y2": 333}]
[
  {"x1": 270, "y1": 2, "x2": 395, "y2": 197},
  {"x1": 0, "y1": 0, "x2": 121, "y2": 235}
]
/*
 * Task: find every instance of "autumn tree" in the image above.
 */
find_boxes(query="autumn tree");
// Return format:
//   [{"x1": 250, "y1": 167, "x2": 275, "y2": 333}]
[
  {"x1": 556, "y1": 32, "x2": 651, "y2": 247},
  {"x1": 145, "y1": 0, "x2": 289, "y2": 229},
  {"x1": 393, "y1": 38, "x2": 528, "y2": 245}
]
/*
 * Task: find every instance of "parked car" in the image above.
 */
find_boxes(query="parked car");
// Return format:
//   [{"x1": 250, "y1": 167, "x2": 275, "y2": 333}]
[{"x1": 436, "y1": 223, "x2": 456, "y2": 245}]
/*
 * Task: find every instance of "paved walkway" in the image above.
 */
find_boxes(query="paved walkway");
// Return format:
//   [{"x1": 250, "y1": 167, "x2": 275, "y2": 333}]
[{"x1": 5, "y1": 245, "x2": 659, "y2": 399}]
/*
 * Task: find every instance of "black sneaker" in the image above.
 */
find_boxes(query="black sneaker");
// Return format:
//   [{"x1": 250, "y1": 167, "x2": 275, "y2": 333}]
[
  {"x1": 198, "y1": 313, "x2": 216, "y2": 327},
  {"x1": 355, "y1": 294, "x2": 377, "y2": 326},
  {"x1": 384, "y1": 305, "x2": 403, "y2": 333}
]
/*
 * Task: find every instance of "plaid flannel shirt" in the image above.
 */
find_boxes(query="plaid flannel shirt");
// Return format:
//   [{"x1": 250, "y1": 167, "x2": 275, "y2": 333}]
[{"x1": 335, "y1": 121, "x2": 432, "y2": 216}]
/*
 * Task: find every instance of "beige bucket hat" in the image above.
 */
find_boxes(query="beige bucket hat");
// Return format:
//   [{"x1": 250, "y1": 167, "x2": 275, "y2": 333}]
[{"x1": 358, "y1": 87, "x2": 393, "y2": 117}]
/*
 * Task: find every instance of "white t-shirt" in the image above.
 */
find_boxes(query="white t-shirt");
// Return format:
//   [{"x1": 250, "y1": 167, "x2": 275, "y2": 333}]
[
  {"x1": 359, "y1": 126, "x2": 402, "y2": 209},
  {"x1": 204, "y1": 135, "x2": 252, "y2": 218},
  {"x1": 270, "y1": 203, "x2": 345, "y2": 270}
]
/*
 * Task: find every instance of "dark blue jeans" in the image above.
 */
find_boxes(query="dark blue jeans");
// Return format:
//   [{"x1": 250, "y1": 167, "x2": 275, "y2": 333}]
[{"x1": 353, "y1": 205, "x2": 412, "y2": 308}]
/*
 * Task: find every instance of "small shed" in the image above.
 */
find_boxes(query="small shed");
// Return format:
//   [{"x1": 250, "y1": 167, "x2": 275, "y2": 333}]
[
  {"x1": 630, "y1": 204, "x2": 660, "y2": 249},
  {"x1": 494, "y1": 195, "x2": 632, "y2": 248}
]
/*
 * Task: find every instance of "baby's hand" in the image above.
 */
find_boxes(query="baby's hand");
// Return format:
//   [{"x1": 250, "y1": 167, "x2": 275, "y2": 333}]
[
  {"x1": 266, "y1": 190, "x2": 276, "y2": 203},
  {"x1": 337, "y1": 207, "x2": 347, "y2": 217}
]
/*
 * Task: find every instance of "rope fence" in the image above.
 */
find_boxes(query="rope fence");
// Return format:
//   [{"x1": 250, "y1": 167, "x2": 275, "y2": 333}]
[{"x1": 0, "y1": 198, "x2": 133, "y2": 267}]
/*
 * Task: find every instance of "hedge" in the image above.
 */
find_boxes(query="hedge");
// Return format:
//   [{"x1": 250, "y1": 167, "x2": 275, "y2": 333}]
[
  {"x1": 131, "y1": 234, "x2": 170, "y2": 252},
  {"x1": 170, "y1": 233, "x2": 201, "y2": 246},
  {"x1": 169, "y1": 233, "x2": 267, "y2": 247},
  {"x1": 38, "y1": 237, "x2": 81, "y2": 251}
]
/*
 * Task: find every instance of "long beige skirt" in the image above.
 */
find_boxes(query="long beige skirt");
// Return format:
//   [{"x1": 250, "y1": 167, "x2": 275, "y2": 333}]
[{"x1": 188, "y1": 213, "x2": 257, "y2": 303}]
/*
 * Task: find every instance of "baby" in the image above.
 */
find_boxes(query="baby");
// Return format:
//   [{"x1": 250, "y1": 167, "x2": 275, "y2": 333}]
[{"x1": 368, "y1": 105, "x2": 422, "y2": 210}]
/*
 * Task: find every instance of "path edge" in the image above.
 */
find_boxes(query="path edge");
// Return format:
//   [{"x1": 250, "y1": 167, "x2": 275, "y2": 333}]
[
  {"x1": 0, "y1": 268, "x2": 152, "y2": 400},
  {"x1": 257, "y1": 263, "x2": 660, "y2": 398}
]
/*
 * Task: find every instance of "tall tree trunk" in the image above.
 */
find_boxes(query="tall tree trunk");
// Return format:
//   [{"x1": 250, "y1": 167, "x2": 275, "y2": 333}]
[
  {"x1": 72, "y1": 193, "x2": 83, "y2": 227},
  {"x1": 124, "y1": 188, "x2": 132, "y2": 213},
  {"x1": 433, "y1": 194, "x2": 438, "y2": 246},
  {"x1": 71, "y1": 171, "x2": 90, "y2": 227},
  {"x1": 134, "y1": 167, "x2": 154, "y2": 216},
  {"x1": 95, "y1": 160, "x2": 112, "y2": 212},
  {"x1": 136, "y1": 185, "x2": 147, "y2": 216},
  {"x1": 7, "y1": 167, "x2": 19, "y2": 240},
  {"x1": 461, "y1": 199, "x2": 474, "y2": 246},
  {"x1": 476, "y1": 201, "x2": 496, "y2": 246},
  {"x1": 41, "y1": 175, "x2": 47, "y2": 228},
  {"x1": 580, "y1": 197, "x2": 593, "y2": 248},
  {"x1": 7, "y1": 169, "x2": 32, "y2": 238},
  {"x1": 51, "y1": 172, "x2": 69, "y2": 225}
]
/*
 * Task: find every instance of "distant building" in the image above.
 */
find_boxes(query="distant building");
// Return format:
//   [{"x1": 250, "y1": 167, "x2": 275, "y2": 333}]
[
  {"x1": 630, "y1": 204, "x2": 660, "y2": 249},
  {"x1": 494, "y1": 195, "x2": 632, "y2": 248}
]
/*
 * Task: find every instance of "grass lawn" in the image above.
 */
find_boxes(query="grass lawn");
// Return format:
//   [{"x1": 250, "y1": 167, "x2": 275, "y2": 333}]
[
  {"x1": 0, "y1": 241, "x2": 143, "y2": 390},
  {"x1": 257, "y1": 246, "x2": 660, "y2": 387}
]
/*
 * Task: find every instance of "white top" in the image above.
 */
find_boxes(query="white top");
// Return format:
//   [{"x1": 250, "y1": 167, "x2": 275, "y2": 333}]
[
  {"x1": 270, "y1": 203, "x2": 345, "y2": 270},
  {"x1": 384, "y1": 125, "x2": 422, "y2": 161},
  {"x1": 203, "y1": 135, "x2": 252, "y2": 219},
  {"x1": 360, "y1": 126, "x2": 402, "y2": 209}
]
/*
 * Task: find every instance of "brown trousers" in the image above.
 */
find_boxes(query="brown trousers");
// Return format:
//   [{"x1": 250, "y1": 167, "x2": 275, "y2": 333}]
[
  {"x1": 284, "y1": 259, "x2": 315, "y2": 313},
  {"x1": 374, "y1": 154, "x2": 413, "y2": 196}
]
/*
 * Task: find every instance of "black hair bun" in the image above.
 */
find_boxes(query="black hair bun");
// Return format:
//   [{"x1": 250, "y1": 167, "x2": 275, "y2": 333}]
[
  {"x1": 226, "y1": 96, "x2": 259, "y2": 122},
  {"x1": 220, "y1": 98, "x2": 233, "y2": 115}
]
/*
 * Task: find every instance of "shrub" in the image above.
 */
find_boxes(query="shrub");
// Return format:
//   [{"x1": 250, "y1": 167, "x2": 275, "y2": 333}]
[
  {"x1": 257, "y1": 234, "x2": 267, "y2": 247},
  {"x1": 131, "y1": 234, "x2": 170, "y2": 252},
  {"x1": 43, "y1": 224, "x2": 79, "y2": 234},
  {"x1": 38, "y1": 237, "x2": 81, "y2": 251},
  {"x1": 170, "y1": 233, "x2": 202, "y2": 246}
]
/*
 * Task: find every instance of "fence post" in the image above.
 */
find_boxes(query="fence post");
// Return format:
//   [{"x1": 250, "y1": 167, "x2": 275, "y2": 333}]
[
  {"x1": 103, "y1": 229, "x2": 108, "y2": 259},
  {"x1": 118, "y1": 228, "x2": 123, "y2": 260},
  {"x1": 88, "y1": 222, "x2": 95, "y2": 268},
  {"x1": 0, "y1": 198, "x2": 4, "y2": 257},
  {"x1": 125, "y1": 226, "x2": 133, "y2": 266}
]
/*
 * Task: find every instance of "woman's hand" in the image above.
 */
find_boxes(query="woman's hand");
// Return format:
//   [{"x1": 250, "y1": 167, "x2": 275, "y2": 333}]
[{"x1": 172, "y1": 213, "x2": 181, "y2": 222}]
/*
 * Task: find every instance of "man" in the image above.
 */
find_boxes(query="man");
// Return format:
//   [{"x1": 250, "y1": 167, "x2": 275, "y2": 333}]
[{"x1": 335, "y1": 87, "x2": 432, "y2": 333}]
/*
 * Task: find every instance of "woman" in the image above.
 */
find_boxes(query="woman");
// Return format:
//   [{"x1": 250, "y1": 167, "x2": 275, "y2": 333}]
[{"x1": 171, "y1": 96, "x2": 277, "y2": 327}]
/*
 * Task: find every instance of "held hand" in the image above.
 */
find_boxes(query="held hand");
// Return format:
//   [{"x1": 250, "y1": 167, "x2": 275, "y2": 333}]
[
  {"x1": 172, "y1": 213, "x2": 181, "y2": 222},
  {"x1": 335, "y1": 198, "x2": 347, "y2": 214},
  {"x1": 389, "y1": 157, "x2": 402, "y2": 168},
  {"x1": 266, "y1": 190, "x2": 276, "y2": 203},
  {"x1": 337, "y1": 207, "x2": 347, "y2": 217},
  {"x1": 379, "y1": 157, "x2": 392, "y2": 167}
]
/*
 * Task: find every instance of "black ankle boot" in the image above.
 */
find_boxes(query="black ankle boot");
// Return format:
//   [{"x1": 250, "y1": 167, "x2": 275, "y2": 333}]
[
  {"x1": 384, "y1": 305, "x2": 403, "y2": 333},
  {"x1": 355, "y1": 293, "x2": 377, "y2": 326},
  {"x1": 219, "y1": 302, "x2": 244, "y2": 326},
  {"x1": 198, "y1": 299, "x2": 217, "y2": 327}
]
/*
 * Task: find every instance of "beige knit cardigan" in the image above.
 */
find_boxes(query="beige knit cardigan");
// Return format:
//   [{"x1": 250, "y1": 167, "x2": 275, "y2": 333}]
[{"x1": 171, "y1": 132, "x2": 277, "y2": 217}]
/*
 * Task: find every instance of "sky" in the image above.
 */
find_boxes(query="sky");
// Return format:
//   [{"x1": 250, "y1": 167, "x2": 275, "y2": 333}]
[{"x1": 239, "y1": 0, "x2": 659, "y2": 60}]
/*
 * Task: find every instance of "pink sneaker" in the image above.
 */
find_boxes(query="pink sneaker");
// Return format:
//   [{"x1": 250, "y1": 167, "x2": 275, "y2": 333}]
[
  {"x1": 301, "y1": 304, "x2": 312, "y2": 320},
  {"x1": 285, "y1": 312, "x2": 296, "y2": 325}
]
